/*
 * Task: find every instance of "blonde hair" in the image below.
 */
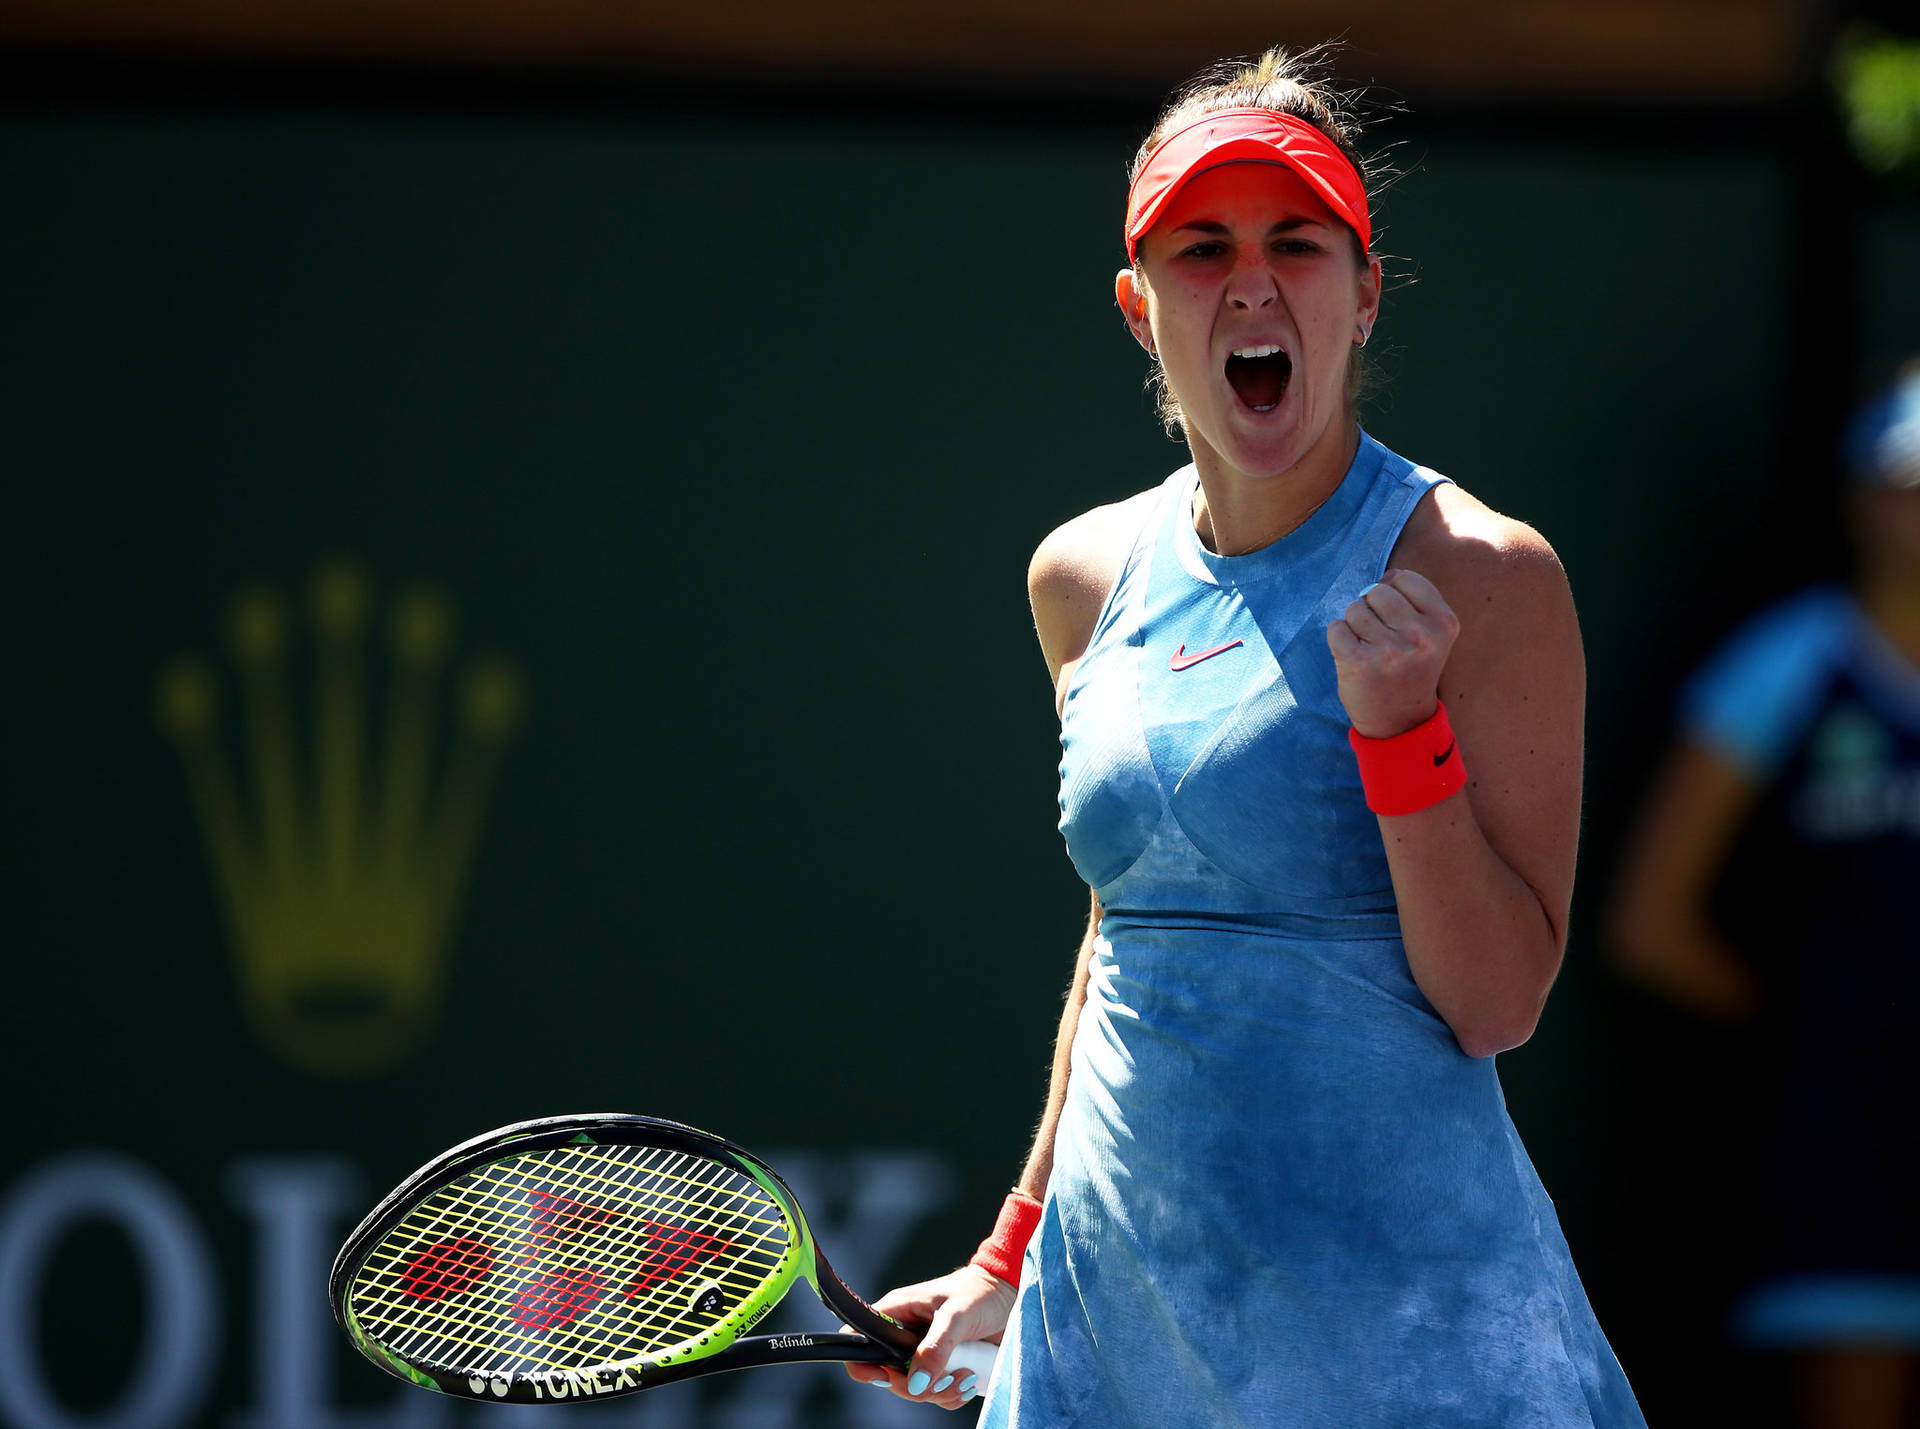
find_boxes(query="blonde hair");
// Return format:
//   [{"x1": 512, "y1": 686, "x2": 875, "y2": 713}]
[{"x1": 1130, "y1": 46, "x2": 1381, "y2": 437}]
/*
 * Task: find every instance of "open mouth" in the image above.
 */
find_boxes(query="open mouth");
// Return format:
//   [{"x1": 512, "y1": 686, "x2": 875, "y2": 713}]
[{"x1": 1225, "y1": 345, "x2": 1291, "y2": 413}]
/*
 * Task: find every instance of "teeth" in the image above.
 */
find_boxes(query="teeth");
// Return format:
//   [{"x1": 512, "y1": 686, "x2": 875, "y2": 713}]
[{"x1": 1231, "y1": 344, "x2": 1284, "y2": 359}]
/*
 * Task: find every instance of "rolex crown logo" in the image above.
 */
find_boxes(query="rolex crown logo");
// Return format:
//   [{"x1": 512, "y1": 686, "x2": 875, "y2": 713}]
[{"x1": 157, "y1": 562, "x2": 523, "y2": 1076}]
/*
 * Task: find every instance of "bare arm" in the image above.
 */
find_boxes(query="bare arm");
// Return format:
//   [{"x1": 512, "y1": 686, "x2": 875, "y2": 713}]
[
  {"x1": 1606, "y1": 738, "x2": 1763, "y2": 1019},
  {"x1": 1329, "y1": 488, "x2": 1585, "y2": 1058},
  {"x1": 1015, "y1": 891, "x2": 1099, "y2": 1199}
]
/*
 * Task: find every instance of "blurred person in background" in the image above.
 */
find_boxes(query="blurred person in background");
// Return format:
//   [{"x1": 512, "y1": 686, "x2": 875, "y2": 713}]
[
  {"x1": 1610, "y1": 363, "x2": 1920, "y2": 1429},
  {"x1": 850, "y1": 47, "x2": 1644, "y2": 1425}
]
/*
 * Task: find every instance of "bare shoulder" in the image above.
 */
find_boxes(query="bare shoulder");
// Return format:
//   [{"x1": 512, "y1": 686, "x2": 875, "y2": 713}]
[
  {"x1": 1392, "y1": 481, "x2": 1576, "y2": 642},
  {"x1": 1029, "y1": 486, "x2": 1160, "y2": 687},
  {"x1": 1388, "y1": 478, "x2": 1584, "y2": 761}
]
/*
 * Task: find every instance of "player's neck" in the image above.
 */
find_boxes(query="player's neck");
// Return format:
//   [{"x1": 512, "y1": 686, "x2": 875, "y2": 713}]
[{"x1": 1188, "y1": 420, "x2": 1359, "y2": 558}]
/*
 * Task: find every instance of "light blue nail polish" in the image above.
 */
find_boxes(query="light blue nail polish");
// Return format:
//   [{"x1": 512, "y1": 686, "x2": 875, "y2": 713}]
[
  {"x1": 933, "y1": 1375, "x2": 954, "y2": 1393},
  {"x1": 870, "y1": 1378, "x2": 892, "y2": 1388},
  {"x1": 960, "y1": 1386, "x2": 979, "y2": 1403},
  {"x1": 907, "y1": 1370, "x2": 930, "y2": 1396},
  {"x1": 958, "y1": 1374, "x2": 978, "y2": 1395}
]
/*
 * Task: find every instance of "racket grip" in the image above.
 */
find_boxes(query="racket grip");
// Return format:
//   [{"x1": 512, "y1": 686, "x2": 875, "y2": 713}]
[{"x1": 946, "y1": 1340, "x2": 999, "y2": 1380}]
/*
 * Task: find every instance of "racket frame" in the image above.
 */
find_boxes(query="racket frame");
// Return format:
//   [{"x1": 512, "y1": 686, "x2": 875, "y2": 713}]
[{"x1": 330, "y1": 1113, "x2": 918, "y2": 1404}]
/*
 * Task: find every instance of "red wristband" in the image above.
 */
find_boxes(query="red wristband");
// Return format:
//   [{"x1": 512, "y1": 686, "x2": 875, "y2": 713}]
[
  {"x1": 969, "y1": 1188, "x2": 1043, "y2": 1286},
  {"x1": 1348, "y1": 700, "x2": 1467, "y2": 816}
]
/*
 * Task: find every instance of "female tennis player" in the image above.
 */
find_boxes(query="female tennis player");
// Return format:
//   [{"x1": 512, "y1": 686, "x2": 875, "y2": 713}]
[{"x1": 851, "y1": 49, "x2": 1646, "y2": 1423}]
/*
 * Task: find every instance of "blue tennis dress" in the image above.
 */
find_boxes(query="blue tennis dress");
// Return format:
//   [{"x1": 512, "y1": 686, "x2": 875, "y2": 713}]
[{"x1": 980, "y1": 434, "x2": 1643, "y2": 1428}]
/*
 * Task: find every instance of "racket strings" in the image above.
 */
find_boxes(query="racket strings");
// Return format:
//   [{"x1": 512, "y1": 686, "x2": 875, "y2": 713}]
[
  {"x1": 350, "y1": 1143, "x2": 793, "y2": 1376},
  {"x1": 410, "y1": 1148, "x2": 782, "y2": 1371},
  {"x1": 359, "y1": 1152, "x2": 662, "y2": 1372},
  {"x1": 368, "y1": 1180, "x2": 688, "y2": 1370},
  {"x1": 361, "y1": 1147, "x2": 782, "y2": 1375}
]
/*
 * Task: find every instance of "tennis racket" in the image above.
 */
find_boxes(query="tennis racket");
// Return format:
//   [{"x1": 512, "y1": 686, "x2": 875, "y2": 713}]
[{"x1": 330, "y1": 1112, "x2": 999, "y2": 1405}]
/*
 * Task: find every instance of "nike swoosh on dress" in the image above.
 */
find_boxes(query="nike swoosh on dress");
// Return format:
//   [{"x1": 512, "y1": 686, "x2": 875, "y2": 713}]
[{"x1": 1169, "y1": 640, "x2": 1244, "y2": 671}]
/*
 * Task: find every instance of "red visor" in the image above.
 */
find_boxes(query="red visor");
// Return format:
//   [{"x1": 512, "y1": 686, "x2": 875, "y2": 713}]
[{"x1": 1125, "y1": 108, "x2": 1370, "y2": 263}]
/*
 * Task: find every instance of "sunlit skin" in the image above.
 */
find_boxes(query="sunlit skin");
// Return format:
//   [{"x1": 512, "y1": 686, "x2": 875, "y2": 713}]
[{"x1": 1115, "y1": 161, "x2": 1382, "y2": 557}]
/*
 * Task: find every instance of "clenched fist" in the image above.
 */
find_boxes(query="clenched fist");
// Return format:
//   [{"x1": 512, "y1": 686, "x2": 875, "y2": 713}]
[{"x1": 1325, "y1": 569, "x2": 1460, "y2": 739}]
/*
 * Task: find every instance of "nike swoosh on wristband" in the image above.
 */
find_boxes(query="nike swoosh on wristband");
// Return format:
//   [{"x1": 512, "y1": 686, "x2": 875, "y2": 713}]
[
  {"x1": 1169, "y1": 639, "x2": 1244, "y2": 671},
  {"x1": 1433, "y1": 739, "x2": 1456, "y2": 766}
]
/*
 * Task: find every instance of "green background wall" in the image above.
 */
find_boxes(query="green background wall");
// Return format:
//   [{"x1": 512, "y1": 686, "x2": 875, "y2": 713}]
[{"x1": 3, "y1": 97, "x2": 1901, "y2": 1425}]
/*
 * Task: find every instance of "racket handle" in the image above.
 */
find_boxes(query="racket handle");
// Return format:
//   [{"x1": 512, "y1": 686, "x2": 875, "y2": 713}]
[{"x1": 946, "y1": 1340, "x2": 999, "y2": 1379}]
